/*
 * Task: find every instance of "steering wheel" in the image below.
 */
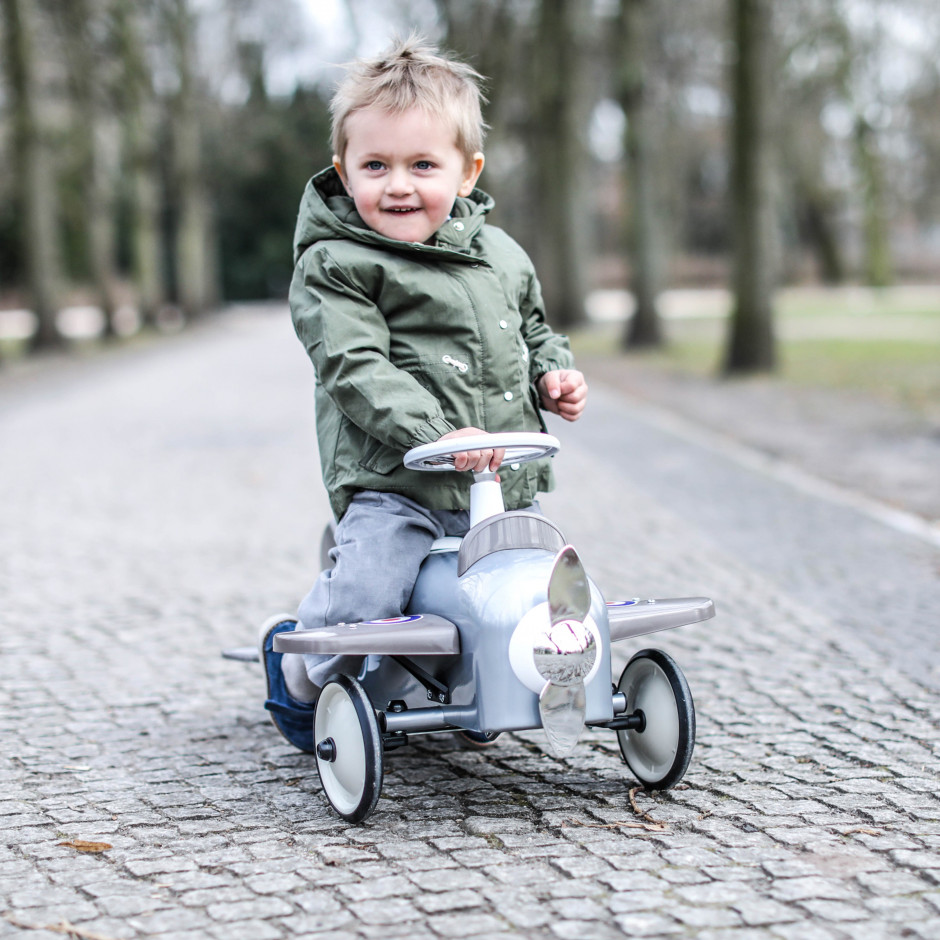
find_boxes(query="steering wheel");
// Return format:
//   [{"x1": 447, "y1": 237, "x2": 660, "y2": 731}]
[{"x1": 403, "y1": 432, "x2": 560, "y2": 472}]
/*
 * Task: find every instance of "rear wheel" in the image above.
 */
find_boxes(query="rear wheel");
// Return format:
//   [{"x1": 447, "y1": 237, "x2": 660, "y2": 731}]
[
  {"x1": 616, "y1": 649, "x2": 695, "y2": 790},
  {"x1": 314, "y1": 675, "x2": 383, "y2": 822}
]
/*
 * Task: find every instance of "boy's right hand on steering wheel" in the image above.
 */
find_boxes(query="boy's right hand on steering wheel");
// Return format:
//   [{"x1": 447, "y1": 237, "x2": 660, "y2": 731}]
[{"x1": 438, "y1": 428, "x2": 505, "y2": 473}]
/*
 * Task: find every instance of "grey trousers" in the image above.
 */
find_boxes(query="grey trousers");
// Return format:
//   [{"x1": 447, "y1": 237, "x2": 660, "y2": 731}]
[{"x1": 282, "y1": 491, "x2": 473, "y2": 701}]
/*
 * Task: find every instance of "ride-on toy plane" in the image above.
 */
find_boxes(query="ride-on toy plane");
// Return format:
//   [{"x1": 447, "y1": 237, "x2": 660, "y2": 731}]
[{"x1": 227, "y1": 432, "x2": 715, "y2": 822}]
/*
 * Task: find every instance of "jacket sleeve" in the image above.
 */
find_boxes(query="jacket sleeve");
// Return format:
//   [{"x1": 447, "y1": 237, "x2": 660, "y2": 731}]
[
  {"x1": 290, "y1": 245, "x2": 456, "y2": 450},
  {"x1": 518, "y1": 264, "x2": 576, "y2": 382}
]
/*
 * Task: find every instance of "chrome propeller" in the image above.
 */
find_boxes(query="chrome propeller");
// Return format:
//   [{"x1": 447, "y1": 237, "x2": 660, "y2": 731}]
[{"x1": 535, "y1": 546, "x2": 595, "y2": 756}]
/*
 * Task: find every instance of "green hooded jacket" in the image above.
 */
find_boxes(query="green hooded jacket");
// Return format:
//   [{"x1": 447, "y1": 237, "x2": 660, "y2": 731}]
[{"x1": 289, "y1": 167, "x2": 575, "y2": 520}]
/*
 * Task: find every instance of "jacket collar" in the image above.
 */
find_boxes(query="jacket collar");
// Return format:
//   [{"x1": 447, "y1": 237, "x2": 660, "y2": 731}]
[{"x1": 293, "y1": 166, "x2": 494, "y2": 264}]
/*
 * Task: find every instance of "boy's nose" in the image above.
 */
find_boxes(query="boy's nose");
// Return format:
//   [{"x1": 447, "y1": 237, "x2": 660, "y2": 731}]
[{"x1": 385, "y1": 168, "x2": 415, "y2": 196}]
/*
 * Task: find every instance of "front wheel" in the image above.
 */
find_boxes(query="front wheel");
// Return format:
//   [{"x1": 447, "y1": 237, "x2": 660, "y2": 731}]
[
  {"x1": 314, "y1": 675, "x2": 383, "y2": 822},
  {"x1": 616, "y1": 649, "x2": 695, "y2": 790}
]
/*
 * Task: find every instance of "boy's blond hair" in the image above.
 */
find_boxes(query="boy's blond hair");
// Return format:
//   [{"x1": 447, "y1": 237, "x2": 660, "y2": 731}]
[{"x1": 330, "y1": 35, "x2": 487, "y2": 165}]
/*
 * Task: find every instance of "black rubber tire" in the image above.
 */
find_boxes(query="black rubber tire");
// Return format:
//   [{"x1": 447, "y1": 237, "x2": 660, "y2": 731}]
[
  {"x1": 314, "y1": 674, "x2": 383, "y2": 822},
  {"x1": 616, "y1": 648, "x2": 695, "y2": 790}
]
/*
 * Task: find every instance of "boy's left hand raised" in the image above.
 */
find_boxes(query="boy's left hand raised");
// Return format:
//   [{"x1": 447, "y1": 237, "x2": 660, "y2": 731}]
[{"x1": 537, "y1": 369, "x2": 588, "y2": 421}]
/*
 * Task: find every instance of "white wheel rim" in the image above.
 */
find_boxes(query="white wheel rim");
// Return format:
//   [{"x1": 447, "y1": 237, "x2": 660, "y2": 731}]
[
  {"x1": 315, "y1": 682, "x2": 367, "y2": 816},
  {"x1": 618, "y1": 659, "x2": 681, "y2": 782}
]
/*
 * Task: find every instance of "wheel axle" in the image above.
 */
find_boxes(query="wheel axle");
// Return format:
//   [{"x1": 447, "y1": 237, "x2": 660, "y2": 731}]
[{"x1": 590, "y1": 709, "x2": 647, "y2": 732}]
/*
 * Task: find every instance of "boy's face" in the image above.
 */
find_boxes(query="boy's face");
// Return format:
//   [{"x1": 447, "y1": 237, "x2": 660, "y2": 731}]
[{"x1": 334, "y1": 106, "x2": 484, "y2": 244}]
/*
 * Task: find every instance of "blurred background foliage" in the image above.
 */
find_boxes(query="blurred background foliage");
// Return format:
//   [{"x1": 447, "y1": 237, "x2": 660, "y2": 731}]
[{"x1": 0, "y1": 0, "x2": 938, "y2": 375}]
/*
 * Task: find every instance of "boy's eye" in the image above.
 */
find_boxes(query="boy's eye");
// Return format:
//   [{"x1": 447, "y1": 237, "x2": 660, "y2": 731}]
[
  {"x1": 365, "y1": 161, "x2": 384, "y2": 171},
  {"x1": 414, "y1": 160, "x2": 434, "y2": 171}
]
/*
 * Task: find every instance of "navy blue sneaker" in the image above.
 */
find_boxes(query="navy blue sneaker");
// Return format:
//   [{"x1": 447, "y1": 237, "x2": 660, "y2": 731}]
[{"x1": 259, "y1": 614, "x2": 317, "y2": 753}]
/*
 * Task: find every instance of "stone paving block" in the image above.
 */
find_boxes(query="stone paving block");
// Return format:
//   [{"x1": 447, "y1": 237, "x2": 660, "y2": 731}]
[
  {"x1": 543, "y1": 877, "x2": 613, "y2": 901},
  {"x1": 863, "y1": 895, "x2": 935, "y2": 923},
  {"x1": 551, "y1": 919, "x2": 627, "y2": 939},
  {"x1": 346, "y1": 897, "x2": 422, "y2": 926},
  {"x1": 732, "y1": 898, "x2": 803, "y2": 926},
  {"x1": 126, "y1": 905, "x2": 218, "y2": 935},
  {"x1": 768, "y1": 875, "x2": 859, "y2": 902},
  {"x1": 856, "y1": 868, "x2": 934, "y2": 895},
  {"x1": 450, "y1": 848, "x2": 512, "y2": 868},
  {"x1": 376, "y1": 839, "x2": 454, "y2": 862},
  {"x1": 4, "y1": 901, "x2": 101, "y2": 924},
  {"x1": 178, "y1": 886, "x2": 254, "y2": 908},
  {"x1": 124, "y1": 856, "x2": 198, "y2": 877},
  {"x1": 407, "y1": 867, "x2": 492, "y2": 893},
  {"x1": 607, "y1": 890, "x2": 672, "y2": 914},
  {"x1": 546, "y1": 853, "x2": 615, "y2": 879},
  {"x1": 427, "y1": 911, "x2": 508, "y2": 936},
  {"x1": 207, "y1": 919, "x2": 287, "y2": 940},
  {"x1": 670, "y1": 903, "x2": 743, "y2": 929},
  {"x1": 244, "y1": 871, "x2": 307, "y2": 895},
  {"x1": 612, "y1": 911, "x2": 684, "y2": 935},
  {"x1": 206, "y1": 895, "x2": 295, "y2": 922},
  {"x1": 798, "y1": 898, "x2": 875, "y2": 922},
  {"x1": 337, "y1": 874, "x2": 415, "y2": 902},
  {"x1": 95, "y1": 893, "x2": 175, "y2": 919},
  {"x1": 481, "y1": 891, "x2": 554, "y2": 929},
  {"x1": 413, "y1": 888, "x2": 486, "y2": 913},
  {"x1": 484, "y1": 861, "x2": 558, "y2": 886},
  {"x1": 550, "y1": 895, "x2": 612, "y2": 921},
  {"x1": 596, "y1": 870, "x2": 663, "y2": 892},
  {"x1": 349, "y1": 859, "x2": 411, "y2": 878},
  {"x1": 768, "y1": 922, "x2": 854, "y2": 940},
  {"x1": 658, "y1": 865, "x2": 715, "y2": 886},
  {"x1": 359, "y1": 924, "x2": 441, "y2": 940},
  {"x1": 674, "y1": 880, "x2": 760, "y2": 906}
]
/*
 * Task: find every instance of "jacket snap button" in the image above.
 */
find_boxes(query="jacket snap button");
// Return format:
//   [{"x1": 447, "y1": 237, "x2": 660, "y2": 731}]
[
  {"x1": 452, "y1": 221, "x2": 465, "y2": 231},
  {"x1": 499, "y1": 320, "x2": 508, "y2": 329},
  {"x1": 503, "y1": 391, "x2": 513, "y2": 401},
  {"x1": 510, "y1": 463, "x2": 521, "y2": 471}
]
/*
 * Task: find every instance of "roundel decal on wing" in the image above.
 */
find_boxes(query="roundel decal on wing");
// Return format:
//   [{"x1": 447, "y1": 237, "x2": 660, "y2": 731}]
[{"x1": 362, "y1": 615, "x2": 422, "y2": 625}]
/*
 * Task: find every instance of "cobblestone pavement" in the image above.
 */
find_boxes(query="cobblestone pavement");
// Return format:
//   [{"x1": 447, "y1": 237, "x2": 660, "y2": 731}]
[{"x1": 2, "y1": 306, "x2": 939, "y2": 940}]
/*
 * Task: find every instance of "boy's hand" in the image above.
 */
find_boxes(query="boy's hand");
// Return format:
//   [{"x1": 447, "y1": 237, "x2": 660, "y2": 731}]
[
  {"x1": 537, "y1": 369, "x2": 588, "y2": 421},
  {"x1": 438, "y1": 427, "x2": 505, "y2": 473}
]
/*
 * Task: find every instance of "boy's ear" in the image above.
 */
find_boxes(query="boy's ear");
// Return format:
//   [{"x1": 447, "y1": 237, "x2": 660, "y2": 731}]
[
  {"x1": 332, "y1": 156, "x2": 351, "y2": 193},
  {"x1": 457, "y1": 152, "x2": 485, "y2": 197}
]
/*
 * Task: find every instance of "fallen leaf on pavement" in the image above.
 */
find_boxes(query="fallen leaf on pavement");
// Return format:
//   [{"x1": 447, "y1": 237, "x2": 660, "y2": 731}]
[{"x1": 57, "y1": 840, "x2": 112, "y2": 854}]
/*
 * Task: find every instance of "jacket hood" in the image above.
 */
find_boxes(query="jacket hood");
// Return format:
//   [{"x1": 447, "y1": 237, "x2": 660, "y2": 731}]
[{"x1": 292, "y1": 166, "x2": 495, "y2": 264}]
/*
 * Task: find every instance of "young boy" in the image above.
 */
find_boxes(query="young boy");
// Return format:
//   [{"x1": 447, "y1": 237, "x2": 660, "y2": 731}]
[{"x1": 261, "y1": 37, "x2": 588, "y2": 751}]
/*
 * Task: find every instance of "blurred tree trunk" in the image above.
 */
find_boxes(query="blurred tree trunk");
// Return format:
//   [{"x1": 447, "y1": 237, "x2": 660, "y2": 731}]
[
  {"x1": 723, "y1": 0, "x2": 776, "y2": 374},
  {"x1": 615, "y1": 0, "x2": 664, "y2": 349},
  {"x1": 1, "y1": 0, "x2": 65, "y2": 351},
  {"x1": 435, "y1": 0, "x2": 528, "y2": 245},
  {"x1": 57, "y1": 0, "x2": 120, "y2": 336},
  {"x1": 436, "y1": 0, "x2": 517, "y2": 136},
  {"x1": 164, "y1": 0, "x2": 214, "y2": 319},
  {"x1": 854, "y1": 116, "x2": 893, "y2": 287},
  {"x1": 114, "y1": 0, "x2": 166, "y2": 326},
  {"x1": 798, "y1": 184, "x2": 845, "y2": 284},
  {"x1": 529, "y1": 0, "x2": 590, "y2": 329}
]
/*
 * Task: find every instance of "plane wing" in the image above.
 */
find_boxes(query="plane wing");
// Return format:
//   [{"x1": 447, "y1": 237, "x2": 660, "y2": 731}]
[
  {"x1": 607, "y1": 597, "x2": 715, "y2": 642},
  {"x1": 271, "y1": 613, "x2": 461, "y2": 657}
]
